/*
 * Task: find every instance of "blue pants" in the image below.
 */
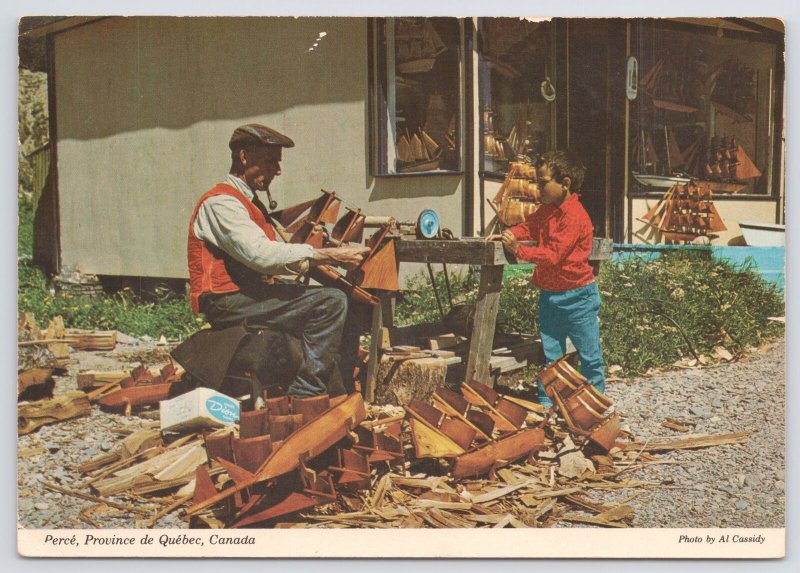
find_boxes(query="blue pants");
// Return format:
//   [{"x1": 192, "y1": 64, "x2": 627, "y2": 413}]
[
  {"x1": 537, "y1": 281, "x2": 606, "y2": 405},
  {"x1": 200, "y1": 281, "x2": 355, "y2": 398}
]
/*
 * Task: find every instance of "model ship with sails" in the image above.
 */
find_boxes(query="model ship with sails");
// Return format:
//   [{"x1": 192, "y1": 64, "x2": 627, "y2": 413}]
[{"x1": 637, "y1": 180, "x2": 727, "y2": 244}]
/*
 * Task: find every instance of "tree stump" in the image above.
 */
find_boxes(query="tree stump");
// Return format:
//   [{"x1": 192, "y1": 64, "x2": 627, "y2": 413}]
[{"x1": 374, "y1": 355, "x2": 448, "y2": 406}]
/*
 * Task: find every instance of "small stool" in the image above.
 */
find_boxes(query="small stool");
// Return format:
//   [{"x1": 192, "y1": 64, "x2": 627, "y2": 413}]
[{"x1": 171, "y1": 322, "x2": 302, "y2": 410}]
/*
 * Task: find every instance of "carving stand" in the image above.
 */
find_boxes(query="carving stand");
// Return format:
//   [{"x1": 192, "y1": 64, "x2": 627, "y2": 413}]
[{"x1": 364, "y1": 238, "x2": 509, "y2": 401}]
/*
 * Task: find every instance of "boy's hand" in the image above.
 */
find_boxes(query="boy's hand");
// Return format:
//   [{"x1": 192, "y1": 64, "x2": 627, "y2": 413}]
[{"x1": 500, "y1": 229, "x2": 518, "y2": 256}]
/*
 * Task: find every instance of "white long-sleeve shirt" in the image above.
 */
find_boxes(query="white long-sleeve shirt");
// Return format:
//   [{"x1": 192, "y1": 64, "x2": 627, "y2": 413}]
[{"x1": 192, "y1": 175, "x2": 314, "y2": 276}]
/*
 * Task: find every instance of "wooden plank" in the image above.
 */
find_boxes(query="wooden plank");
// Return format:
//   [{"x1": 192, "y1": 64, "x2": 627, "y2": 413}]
[
  {"x1": 410, "y1": 499, "x2": 473, "y2": 511},
  {"x1": 18, "y1": 391, "x2": 91, "y2": 435},
  {"x1": 395, "y1": 239, "x2": 507, "y2": 266},
  {"x1": 622, "y1": 431, "x2": 751, "y2": 452},
  {"x1": 472, "y1": 480, "x2": 534, "y2": 503},
  {"x1": 43, "y1": 481, "x2": 150, "y2": 515},
  {"x1": 427, "y1": 334, "x2": 465, "y2": 350},
  {"x1": 384, "y1": 322, "x2": 450, "y2": 348},
  {"x1": 145, "y1": 493, "x2": 193, "y2": 528},
  {"x1": 380, "y1": 296, "x2": 395, "y2": 329},
  {"x1": 465, "y1": 264, "x2": 504, "y2": 385},
  {"x1": 365, "y1": 298, "x2": 383, "y2": 403}
]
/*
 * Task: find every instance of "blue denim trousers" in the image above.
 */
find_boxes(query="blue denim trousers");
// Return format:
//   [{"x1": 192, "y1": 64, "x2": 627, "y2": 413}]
[
  {"x1": 200, "y1": 280, "x2": 354, "y2": 398},
  {"x1": 537, "y1": 281, "x2": 606, "y2": 404}
]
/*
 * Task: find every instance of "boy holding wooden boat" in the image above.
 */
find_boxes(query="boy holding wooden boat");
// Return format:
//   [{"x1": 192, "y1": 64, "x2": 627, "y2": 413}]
[{"x1": 495, "y1": 150, "x2": 606, "y2": 407}]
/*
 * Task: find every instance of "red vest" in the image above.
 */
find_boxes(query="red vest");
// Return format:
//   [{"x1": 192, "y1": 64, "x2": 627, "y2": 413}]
[{"x1": 187, "y1": 184, "x2": 277, "y2": 314}]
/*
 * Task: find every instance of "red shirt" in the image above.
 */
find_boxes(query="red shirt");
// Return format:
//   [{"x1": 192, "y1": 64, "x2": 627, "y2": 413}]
[{"x1": 509, "y1": 193, "x2": 595, "y2": 291}]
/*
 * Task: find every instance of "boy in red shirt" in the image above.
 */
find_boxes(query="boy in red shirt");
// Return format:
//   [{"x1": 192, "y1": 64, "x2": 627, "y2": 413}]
[{"x1": 499, "y1": 150, "x2": 605, "y2": 407}]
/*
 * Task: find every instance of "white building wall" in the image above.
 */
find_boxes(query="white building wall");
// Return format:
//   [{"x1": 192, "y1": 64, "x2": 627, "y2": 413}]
[{"x1": 55, "y1": 16, "x2": 466, "y2": 278}]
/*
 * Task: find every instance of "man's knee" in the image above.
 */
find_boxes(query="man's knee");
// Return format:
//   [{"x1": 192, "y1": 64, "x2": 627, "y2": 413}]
[{"x1": 319, "y1": 288, "x2": 348, "y2": 317}]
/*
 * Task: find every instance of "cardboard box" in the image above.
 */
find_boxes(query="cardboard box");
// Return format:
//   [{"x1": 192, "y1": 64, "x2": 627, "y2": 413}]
[{"x1": 160, "y1": 388, "x2": 240, "y2": 432}]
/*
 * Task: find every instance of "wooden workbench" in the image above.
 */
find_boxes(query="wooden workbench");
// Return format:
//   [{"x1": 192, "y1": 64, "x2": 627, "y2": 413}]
[
  {"x1": 364, "y1": 239, "x2": 508, "y2": 401},
  {"x1": 361, "y1": 237, "x2": 614, "y2": 402}
]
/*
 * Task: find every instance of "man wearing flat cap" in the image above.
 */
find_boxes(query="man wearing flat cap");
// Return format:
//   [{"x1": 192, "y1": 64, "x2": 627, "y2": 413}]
[{"x1": 188, "y1": 123, "x2": 369, "y2": 398}]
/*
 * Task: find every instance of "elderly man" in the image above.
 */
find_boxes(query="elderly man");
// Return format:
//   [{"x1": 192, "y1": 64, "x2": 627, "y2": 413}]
[{"x1": 188, "y1": 123, "x2": 369, "y2": 398}]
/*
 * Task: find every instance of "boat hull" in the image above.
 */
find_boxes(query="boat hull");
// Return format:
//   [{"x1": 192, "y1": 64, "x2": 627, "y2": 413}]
[
  {"x1": 738, "y1": 221, "x2": 785, "y2": 247},
  {"x1": 632, "y1": 172, "x2": 691, "y2": 189}
]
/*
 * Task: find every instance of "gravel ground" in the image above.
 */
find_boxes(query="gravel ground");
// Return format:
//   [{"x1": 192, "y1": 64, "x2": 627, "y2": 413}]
[
  {"x1": 17, "y1": 341, "x2": 186, "y2": 530},
  {"x1": 600, "y1": 337, "x2": 786, "y2": 528},
  {"x1": 17, "y1": 337, "x2": 785, "y2": 529}
]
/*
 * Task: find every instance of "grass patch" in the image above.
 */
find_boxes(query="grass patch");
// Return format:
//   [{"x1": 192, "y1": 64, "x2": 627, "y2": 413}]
[
  {"x1": 18, "y1": 258, "x2": 199, "y2": 339},
  {"x1": 395, "y1": 251, "x2": 784, "y2": 377}
]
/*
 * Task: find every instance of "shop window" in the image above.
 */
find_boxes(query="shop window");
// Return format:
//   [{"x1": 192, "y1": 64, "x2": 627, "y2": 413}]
[
  {"x1": 478, "y1": 18, "x2": 557, "y2": 178},
  {"x1": 371, "y1": 18, "x2": 462, "y2": 175},
  {"x1": 630, "y1": 22, "x2": 780, "y2": 195}
]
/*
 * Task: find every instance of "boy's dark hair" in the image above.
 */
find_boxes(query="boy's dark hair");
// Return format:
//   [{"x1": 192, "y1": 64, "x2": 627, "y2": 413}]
[{"x1": 535, "y1": 149, "x2": 586, "y2": 193}]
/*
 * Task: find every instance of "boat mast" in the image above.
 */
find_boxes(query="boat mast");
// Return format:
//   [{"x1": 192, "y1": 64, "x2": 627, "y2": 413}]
[{"x1": 664, "y1": 125, "x2": 671, "y2": 174}]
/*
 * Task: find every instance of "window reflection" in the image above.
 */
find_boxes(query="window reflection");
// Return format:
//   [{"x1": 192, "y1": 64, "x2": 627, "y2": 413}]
[
  {"x1": 390, "y1": 17, "x2": 461, "y2": 174},
  {"x1": 631, "y1": 25, "x2": 776, "y2": 195},
  {"x1": 479, "y1": 18, "x2": 555, "y2": 177}
]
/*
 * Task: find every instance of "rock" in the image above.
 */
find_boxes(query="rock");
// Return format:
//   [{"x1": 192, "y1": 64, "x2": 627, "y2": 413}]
[
  {"x1": 712, "y1": 399, "x2": 723, "y2": 408},
  {"x1": 18, "y1": 499, "x2": 34, "y2": 512},
  {"x1": 115, "y1": 332, "x2": 140, "y2": 345},
  {"x1": 744, "y1": 474, "x2": 759, "y2": 487},
  {"x1": 101, "y1": 441, "x2": 113, "y2": 452},
  {"x1": 34, "y1": 502, "x2": 50, "y2": 511},
  {"x1": 735, "y1": 500, "x2": 749, "y2": 511},
  {"x1": 557, "y1": 438, "x2": 595, "y2": 478},
  {"x1": 689, "y1": 407, "x2": 713, "y2": 419}
]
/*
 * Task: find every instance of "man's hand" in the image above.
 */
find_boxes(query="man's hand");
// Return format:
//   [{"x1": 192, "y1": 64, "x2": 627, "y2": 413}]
[
  {"x1": 311, "y1": 246, "x2": 371, "y2": 270},
  {"x1": 500, "y1": 229, "x2": 519, "y2": 256}
]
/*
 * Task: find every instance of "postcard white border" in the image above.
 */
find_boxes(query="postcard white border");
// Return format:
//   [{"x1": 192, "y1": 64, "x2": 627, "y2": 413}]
[{"x1": 18, "y1": 528, "x2": 785, "y2": 558}]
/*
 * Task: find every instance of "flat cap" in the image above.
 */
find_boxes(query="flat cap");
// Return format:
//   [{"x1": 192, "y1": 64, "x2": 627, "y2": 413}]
[{"x1": 229, "y1": 123, "x2": 295, "y2": 150}]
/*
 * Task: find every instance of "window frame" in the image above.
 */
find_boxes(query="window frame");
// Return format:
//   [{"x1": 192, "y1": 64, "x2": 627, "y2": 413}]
[{"x1": 369, "y1": 17, "x2": 466, "y2": 178}]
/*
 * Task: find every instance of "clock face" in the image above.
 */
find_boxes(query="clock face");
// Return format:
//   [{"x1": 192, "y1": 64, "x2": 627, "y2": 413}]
[{"x1": 417, "y1": 209, "x2": 440, "y2": 239}]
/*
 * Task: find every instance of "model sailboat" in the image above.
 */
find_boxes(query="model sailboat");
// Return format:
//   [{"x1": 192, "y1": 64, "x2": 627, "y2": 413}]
[
  {"x1": 639, "y1": 59, "x2": 701, "y2": 114},
  {"x1": 395, "y1": 18, "x2": 447, "y2": 75},
  {"x1": 638, "y1": 181, "x2": 727, "y2": 243},
  {"x1": 396, "y1": 127, "x2": 443, "y2": 173},
  {"x1": 683, "y1": 135, "x2": 762, "y2": 193},
  {"x1": 271, "y1": 191, "x2": 400, "y2": 303},
  {"x1": 490, "y1": 159, "x2": 541, "y2": 226}
]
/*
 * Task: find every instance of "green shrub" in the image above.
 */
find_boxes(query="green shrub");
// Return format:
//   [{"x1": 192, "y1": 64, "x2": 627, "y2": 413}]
[
  {"x1": 18, "y1": 198, "x2": 34, "y2": 258},
  {"x1": 598, "y1": 252, "x2": 783, "y2": 374},
  {"x1": 395, "y1": 252, "x2": 784, "y2": 377}
]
